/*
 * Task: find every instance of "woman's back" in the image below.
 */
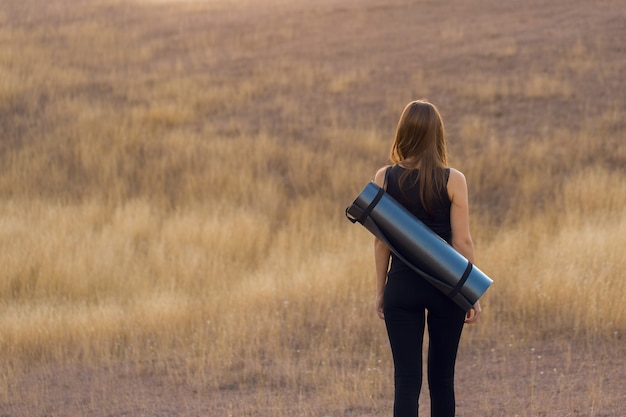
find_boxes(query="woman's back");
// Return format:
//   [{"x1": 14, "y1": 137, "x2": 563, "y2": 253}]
[
  {"x1": 385, "y1": 165, "x2": 452, "y2": 242},
  {"x1": 386, "y1": 164, "x2": 452, "y2": 275}
]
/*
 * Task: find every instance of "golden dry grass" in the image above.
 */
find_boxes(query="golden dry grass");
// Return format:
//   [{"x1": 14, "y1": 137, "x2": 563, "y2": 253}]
[{"x1": 1, "y1": 0, "x2": 625, "y2": 415}]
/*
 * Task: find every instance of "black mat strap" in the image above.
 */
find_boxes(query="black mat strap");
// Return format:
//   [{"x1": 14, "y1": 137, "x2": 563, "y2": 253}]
[
  {"x1": 348, "y1": 184, "x2": 383, "y2": 225},
  {"x1": 447, "y1": 262, "x2": 473, "y2": 301}
]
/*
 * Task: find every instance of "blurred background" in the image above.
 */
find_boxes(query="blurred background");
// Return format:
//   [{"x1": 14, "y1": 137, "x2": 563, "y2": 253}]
[{"x1": 1, "y1": 0, "x2": 624, "y2": 415}]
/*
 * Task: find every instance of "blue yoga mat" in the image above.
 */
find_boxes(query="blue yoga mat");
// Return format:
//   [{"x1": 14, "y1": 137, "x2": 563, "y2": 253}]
[{"x1": 346, "y1": 181, "x2": 492, "y2": 311}]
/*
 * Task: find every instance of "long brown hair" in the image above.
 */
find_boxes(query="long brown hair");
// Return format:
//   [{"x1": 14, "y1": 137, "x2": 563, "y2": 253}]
[{"x1": 389, "y1": 100, "x2": 449, "y2": 213}]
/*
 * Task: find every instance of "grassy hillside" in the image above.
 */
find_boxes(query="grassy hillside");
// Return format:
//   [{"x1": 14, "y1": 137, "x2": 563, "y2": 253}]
[{"x1": 1, "y1": 0, "x2": 624, "y2": 415}]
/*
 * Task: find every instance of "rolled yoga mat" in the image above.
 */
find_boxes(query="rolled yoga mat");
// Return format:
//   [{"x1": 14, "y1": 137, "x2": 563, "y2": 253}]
[{"x1": 346, "y1": 181, "x2": 492, "y2": 311}]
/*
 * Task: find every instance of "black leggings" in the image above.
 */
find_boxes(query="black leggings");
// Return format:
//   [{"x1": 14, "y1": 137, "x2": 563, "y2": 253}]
[{"x1": 384, "y1": 268, "x2": 466, "y2": 417}]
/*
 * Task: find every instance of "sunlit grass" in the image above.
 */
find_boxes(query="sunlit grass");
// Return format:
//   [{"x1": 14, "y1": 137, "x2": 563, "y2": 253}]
[{"x1": 1, "y1": 0, "x2": 624, "y2": 415}]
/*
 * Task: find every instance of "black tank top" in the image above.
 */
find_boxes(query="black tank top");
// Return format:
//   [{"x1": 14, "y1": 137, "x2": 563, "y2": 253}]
[{"x1": 386, "y1": 165, "x2": 452, "y2": 271}]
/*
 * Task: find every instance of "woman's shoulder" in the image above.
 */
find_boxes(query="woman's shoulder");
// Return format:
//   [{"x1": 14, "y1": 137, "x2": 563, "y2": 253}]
[
  {"x1": 446, "y1": 167, "x2": 468, "y2": 199},
  {"x1": 447, "y1": 167, "x2": 466, "y2": 182},
  {"x1": 373, "y1": 165, "x2": 393, "y2": 187}
]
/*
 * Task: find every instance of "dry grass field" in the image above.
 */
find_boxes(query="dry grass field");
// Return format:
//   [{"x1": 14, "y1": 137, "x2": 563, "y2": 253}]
[{"x1": 1, "y1": 0, "x2": 625, "y2": 415}]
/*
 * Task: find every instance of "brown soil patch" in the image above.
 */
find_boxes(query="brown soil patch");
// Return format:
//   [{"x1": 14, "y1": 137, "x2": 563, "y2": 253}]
[{"x1": 3, "y1": 338, "x2": 625, "y2": 416}]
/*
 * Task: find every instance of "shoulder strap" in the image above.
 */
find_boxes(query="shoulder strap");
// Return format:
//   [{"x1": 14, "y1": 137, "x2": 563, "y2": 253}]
[{"x1": 383, "y1": 165, "x2": 392, "y2": 190}]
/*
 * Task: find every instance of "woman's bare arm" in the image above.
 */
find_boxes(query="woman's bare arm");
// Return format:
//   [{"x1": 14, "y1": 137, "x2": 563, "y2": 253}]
[
  {"x1": 373, "y1": 167, "x2": 391, "y2": 319},
  {"x1": 447, "y1": 168, "x2": 481, "y2": 323}
]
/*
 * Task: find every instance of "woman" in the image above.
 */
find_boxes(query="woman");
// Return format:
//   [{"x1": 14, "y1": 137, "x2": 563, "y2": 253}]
[{"x1": 373, "y1": 100, "x2": 481, "y2": 417}]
